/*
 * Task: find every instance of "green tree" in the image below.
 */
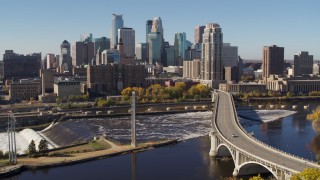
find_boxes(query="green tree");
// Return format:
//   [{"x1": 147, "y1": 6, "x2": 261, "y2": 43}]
[
  {"x1": 38, "y1": 139, "x2": 49, "y2": 156},
  {"x1": 28, "y1": 140, "x2": 36, "y2": 157},
  {"x1": 291, "y1": 168, "x2": 320, "y2": 180},
  {"x1": 249, "y1": 174, "x2": 264, "y2": 180}
]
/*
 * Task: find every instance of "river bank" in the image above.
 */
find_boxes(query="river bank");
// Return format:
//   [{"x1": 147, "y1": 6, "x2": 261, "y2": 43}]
[
  {"x1": 240, "y1": 96, "x2": 320, "y2": 102},
  {"x1": 0, "y1": 137, "x2": 178, "y2": 178}
]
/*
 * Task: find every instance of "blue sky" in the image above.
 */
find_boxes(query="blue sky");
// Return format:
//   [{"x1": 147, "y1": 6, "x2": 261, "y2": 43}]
[{"x1": 0, "y1": 0, "x2": 319, "y2": 60}]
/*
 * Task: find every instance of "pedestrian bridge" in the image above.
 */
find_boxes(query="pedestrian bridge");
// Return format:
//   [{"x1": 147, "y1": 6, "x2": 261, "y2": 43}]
[{"x1": 210, "y1": 91, "x2": 320, "y2": 179}]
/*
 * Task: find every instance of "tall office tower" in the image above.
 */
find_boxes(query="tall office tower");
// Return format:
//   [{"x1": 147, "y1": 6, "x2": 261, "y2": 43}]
[
  {"x1": 222, "y1": 43, "x2": 238, "y2": 67},
  {"x1": 3, "y1": 50, "x2": 41, "y2": 81},
  {"x1": 262, "y1": 45, "x2": 284, "y2": 79},
  {"x1": 174, "y1": 32, "x2": 187, "y2": 66},
  {"x1": 148, "y1": 17, "x2": 166, "y2": 65},
  {"x1": 72, "y1": 41, "x2": 95, "y2": 66},
  {"x1": 80, "y1": 33, "x2": 93, "y2": 42},
  {"x1": 164, "y1": 42, "x2": 175, "y2": 66},
  {"x1": 136, "y1": 43, "x2": 147, "y2": 60},
  {"x1": 146, "y1": 20, "x2": 153, "y2": 60},
  {"x1": 111, "y1": 14, "x2": 124, "y2": 49},
  {"x1": 93, "y1": 37, "x2": 109, "y2": 65},
  {"x1": 294, "y1": 51, "x2": 313, "y2": 76},
  {"x1": 194, "y1": 26, "x2": 205, "y2": 43},
  {"x1": 60, "y1": 40, "x2": 72, "y2": 71},
  {"x1": 118, "y1": 28, "x2": 135, "y2": 57},
  {"x1": 46, "y1": 54, "x2": 56, "y2": 69},
  {"x1": 200, "y1": 23, "x2": 223, "y2": 80},
  {"x1": 146, "y1": 20, "x2": 153, "y2": 43}
]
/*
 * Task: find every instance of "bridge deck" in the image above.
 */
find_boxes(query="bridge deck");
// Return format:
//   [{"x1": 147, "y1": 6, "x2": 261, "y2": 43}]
[{"x1": 214, "y1": 91, "x2": 319, "y2": 172}]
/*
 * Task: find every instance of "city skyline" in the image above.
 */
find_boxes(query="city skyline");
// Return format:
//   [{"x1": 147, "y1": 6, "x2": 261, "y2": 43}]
[{"x1": 0, "y1": 0, "x2": 320, "y2": 60}]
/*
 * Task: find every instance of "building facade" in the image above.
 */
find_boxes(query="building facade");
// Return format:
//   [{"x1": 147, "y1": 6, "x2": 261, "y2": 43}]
[
  {"x1": 294, "y1": 51, "x2": 313, "y2": 76},
  {"x1": 3, "y1": 50, "x2": 41, "y2": 81},
  {"x1": 222, "y1": 43, "x2": 238, "y2": 67},
  {"x1": 174, "y1": 32, "x2": 187, "y2": 66},
  {"x1": 111, "y1": 14, "x2": 124, "y2": 49},
  {"x1": 219, "y1": 83, "x2": 266, "y2": 94},
  {"x1": 9, "y1": 78, "x2": 41, "y2": 101},
  {"x1": 60, "y1": 40, "x2": 72, "y2": 71},
  {"x1": 118, "y1": 28, "x2": 135, "y2": 58},
  {"x1": 201, "y1": 23, "x2": 223, "y2": 81},
  {"x1": 72, "y1": 41, "x2": 95, "y2": 66},
  {"x1": 136, "y1": 43, "x2": 147, "y2": 60},
  {"x1": 54, "y1": 80, "x2": 81, "y2": 98},
  {"x1": 183, "y1": 59, "x2": 201, "y2": 79},
  {"x1": 194, "y1": 26, "x2": 205, "y2": 44},
  {"x1": 262, "y1": 45, "x2": 284, "y2": 80}
]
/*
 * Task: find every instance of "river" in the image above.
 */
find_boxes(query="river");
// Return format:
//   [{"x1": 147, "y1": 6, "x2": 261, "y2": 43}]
[{"x1": 2, "y1": 100, "x2": 319, "y2": 179}]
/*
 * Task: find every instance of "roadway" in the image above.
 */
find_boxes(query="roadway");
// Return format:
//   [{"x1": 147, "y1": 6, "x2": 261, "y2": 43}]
[{"x1": 215, "y1": 91, "x2": 319, "y2": 172}]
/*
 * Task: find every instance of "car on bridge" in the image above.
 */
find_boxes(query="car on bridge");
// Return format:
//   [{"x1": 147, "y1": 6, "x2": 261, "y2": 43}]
[{"x1": 232, "y1": 134, "x2": 238, "y2": 138}]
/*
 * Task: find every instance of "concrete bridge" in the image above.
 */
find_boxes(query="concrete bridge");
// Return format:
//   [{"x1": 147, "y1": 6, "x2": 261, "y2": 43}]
[{"x1": 209, "y1": 91, "x2": 320, "y2": 179}]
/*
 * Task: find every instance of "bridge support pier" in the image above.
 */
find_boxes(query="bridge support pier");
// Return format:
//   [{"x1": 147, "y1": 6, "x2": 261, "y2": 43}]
[
  {"x1": 232, "y1": 168, "x2": 238, "y2": 177},
  {"x1": 209, "y1": 130, "x2": 218, "y2": 156}
]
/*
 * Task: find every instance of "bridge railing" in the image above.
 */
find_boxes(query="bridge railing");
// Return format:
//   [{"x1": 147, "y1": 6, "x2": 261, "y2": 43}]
[
  {"x1": 228, "y1": 92, "x2": 319, "y2": 167},
  {"x1": 212, "y1": 91, "x2": 299, "y2": 174}
]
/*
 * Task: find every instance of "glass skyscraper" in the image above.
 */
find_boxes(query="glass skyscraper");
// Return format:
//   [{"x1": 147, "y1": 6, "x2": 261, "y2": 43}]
[{"x1": 111, "y1": 14, "x2": 124, "y2": 49}]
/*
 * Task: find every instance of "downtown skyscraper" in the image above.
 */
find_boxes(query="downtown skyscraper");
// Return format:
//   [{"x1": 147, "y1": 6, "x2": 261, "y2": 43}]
[
  {"x1": 294, "y1": 51, "x2": 313, "y2": 76},
  {"x1": 201, "y1": 23, "x2": 223, "y2": 80},
  {"x1": 148, "y1": 17, "x2": 166, "y2": 66},
  {"x1": 262, "y1": 45, "x2": 284, "y2": 79},
  {"x1": 111, "y1": 14, "x2": 124, "y2": 49}
]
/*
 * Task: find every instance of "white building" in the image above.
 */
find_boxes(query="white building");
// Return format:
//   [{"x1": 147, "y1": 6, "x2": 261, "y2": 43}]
[
  {"x1": 54, "y1": 80, "x2": 81, "y2": 98},
  {"x1": 201, "y1": 23, "x2": 223, "y2": 80}
]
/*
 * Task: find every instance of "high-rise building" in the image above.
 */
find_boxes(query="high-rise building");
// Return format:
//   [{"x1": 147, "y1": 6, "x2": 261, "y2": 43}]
[
  {"x1": 46, "y1": 54, "x2": 57, "y2": 69},
  {"x1": 262, "y1": 45, "x2": 284, "y2": 79},
  {"x1": 148, "y1": 17, "x2": 166, "y2": 65},
  {"x1": 294, "y1": 51, "x2": 313, "y2": 76},
  {"x1": 118, "y1": 28, "x2": 135, "y2": 57},
  {"x1": 222, "y1": 43, "x2": 238, "y2": 67},
  {"x1": 93, "y1": 37, "x2": 110, "y2": 65},
  {"x1": 72, "y1": 41, "x2": 95, "y2": 66},
  {"x1": 136, "y1": 43, "x2": 147, "y2": 60},
  {"x1": 111, "y1": 14, "x2": 124, "y2": 49},
  {"x1": 194, "y1": 26, "x2": 205, "y2": 43},
  {"x1": 60, "y1": 40, "x2": 72, "y2": 71},
  {"x1": 174, "y1": 32, "x2": 187, "y2": 66},
  {"x1": 80, "y1": 33, "x2": 93, "y2": 42},
  {"x1": 165, "y1": 42, "x2": 175, "y2": 66},
  {"x1": 3, "y1": 50, "x2": 41, "y2": 81},
  {"x1": 201, "y1": 23, "x2": 223, "y2": 80},
  {"x1": 146, "y1": 20, "x2": 153, "y2": 43},
  {"x1": 101, "y1": 49, "x2": 120, "y2": 64}
]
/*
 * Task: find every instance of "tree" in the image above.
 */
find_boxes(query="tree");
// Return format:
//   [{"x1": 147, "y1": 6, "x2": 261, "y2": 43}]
[
  {"x1": 286, "y1": 91, "x2": 294, "y2": 98},
  {"x1": 291, "y1": 168, "x2": 320, "y2": 180},
  {"x1": 249, "y1": 174, "x2": 264, "y2": 180},
  {"x1": 28, "y1": 140, "x2": 36, "y2": 157},
  {"x1": 307, "y1": 106, "x2": 320, "y2": 134},
  {"x1": 38, "y1": 139, "x2": 49, "y2": 156}
]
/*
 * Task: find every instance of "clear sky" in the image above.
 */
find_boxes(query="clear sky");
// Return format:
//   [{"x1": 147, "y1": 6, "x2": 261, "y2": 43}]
[{"x1": 0, "y1": 0, "x2": 319, "y2": 60}]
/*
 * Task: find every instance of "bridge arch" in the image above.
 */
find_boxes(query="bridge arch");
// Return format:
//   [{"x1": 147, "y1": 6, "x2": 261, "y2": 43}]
[
  {"x1": 238, "y1": 161, "x2": 277, "y2": 179},
  {"x1": 217, "y1": 144, "x2": 235, "y2": 160}
]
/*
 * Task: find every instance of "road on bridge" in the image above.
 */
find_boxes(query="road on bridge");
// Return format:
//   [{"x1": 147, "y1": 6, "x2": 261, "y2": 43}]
[{"x1": 215, "y1": 91, "x2": 319, "y2": 172}]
